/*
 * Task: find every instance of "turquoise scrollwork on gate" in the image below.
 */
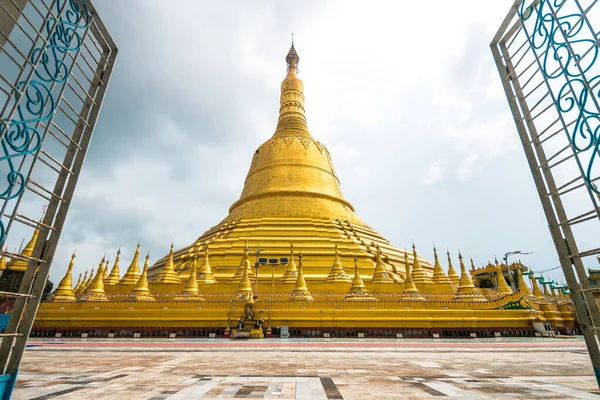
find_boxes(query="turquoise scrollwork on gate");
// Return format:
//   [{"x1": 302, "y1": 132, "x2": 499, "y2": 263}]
[
  {"x1": 518, "y1": 0, "x2": 600, "y2": 195},
  {"x1": 0, "y1": 0, "x2": 89, "y2": 246}
]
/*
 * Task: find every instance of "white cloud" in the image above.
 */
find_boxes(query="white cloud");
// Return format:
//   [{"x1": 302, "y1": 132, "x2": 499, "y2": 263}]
[{"x1": 27, "y1": 0, "x2": 581, "y2": 286}]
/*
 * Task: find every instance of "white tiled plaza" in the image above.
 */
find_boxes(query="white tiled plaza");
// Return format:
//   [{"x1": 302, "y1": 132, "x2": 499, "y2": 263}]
[{"x1": 11, "y1": 337, "x2": 600, "y2": 399}]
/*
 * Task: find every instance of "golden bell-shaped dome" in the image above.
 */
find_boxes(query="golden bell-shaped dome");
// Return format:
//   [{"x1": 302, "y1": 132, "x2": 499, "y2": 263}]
[{"x1": 228, "y1": 44, "x2": 363, "y2": 225}]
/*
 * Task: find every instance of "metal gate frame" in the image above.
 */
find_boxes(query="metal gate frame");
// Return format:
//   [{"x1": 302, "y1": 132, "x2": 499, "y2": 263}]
[
  {"x1": 0, "y1": 0, "x2": 116, "y2": 396},
  {"x1": 491, "y1": 0, "x2": 600, "y2": 386}
]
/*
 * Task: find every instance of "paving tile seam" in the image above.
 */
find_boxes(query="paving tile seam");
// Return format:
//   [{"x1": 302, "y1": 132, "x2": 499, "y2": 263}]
[{"x1": 24, "y1": 348, "x2": 587, "y2": 355}]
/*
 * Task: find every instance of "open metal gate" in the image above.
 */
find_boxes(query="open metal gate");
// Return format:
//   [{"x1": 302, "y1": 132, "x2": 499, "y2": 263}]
[
  {"x1": 0, "y1": 0, "x2": 116, "y2": 397},
  {"x1": 491, "y1": 0, "x2": 600, "y2": 386}
]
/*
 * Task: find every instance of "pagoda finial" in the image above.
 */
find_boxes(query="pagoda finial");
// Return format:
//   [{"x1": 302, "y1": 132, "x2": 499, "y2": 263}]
[
  {"x1": 131, "y1": 253, "x2": 155, "y2": 301},
  {"x1": 292, "y1": 251, "x2": 313, "y2": 301},
  {"x1": 119, "y1": 242, "x2": 141, "y2": 285},
  {"x1": 52, "y1": 252, "x2": 77, "y2": 301},
  {"x1": 470, "y1": 257, "x2": 476, "y2": 271},
  {"x1": 286, "y1": 36, "x2": 299, "y2": 72},
  {"x1": 432, "y1": 246, "x2": 451, "y2": 284},
  {"x1": 104, "y1": 248, "x2": 121, "y2": 285}
]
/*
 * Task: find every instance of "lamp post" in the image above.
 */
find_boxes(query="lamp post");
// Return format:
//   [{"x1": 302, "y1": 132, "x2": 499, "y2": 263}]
[
  {"x1": 267, "y1": 257, "x2": 288, "y2": 335},
  {"x1": 503, "y1": 250, "x2": 532, "y2": 291}
]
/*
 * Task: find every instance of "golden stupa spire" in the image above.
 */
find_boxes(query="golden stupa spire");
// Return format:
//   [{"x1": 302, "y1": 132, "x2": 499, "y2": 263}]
[
  {"x1": 197, "y1": 243, "x2": 217, "y2": 284},
  {"x1": 154, "y1": 243, "x2": 182, "y2": 284},
  {"x1": 494, "y1": 257, "x2": 512, "y2": 295},
  {"x1": 529, "y1": 270, "x2": 544, "y2": 297},
  {"x1": 131, "y1": 253, "x2": 155, "y2": 301},
  {"x1": 233, "y1": 240, "x2": 253, "y2": 282},
  {"x1": 345, "y1": 256, "x2": 376, "y2": 301},
  {"x1": 175, "y1": 253, "x2": 204, "y2": 301},
  {"x1": 104, "y1": 248, "x2": 121, "y2": 285},
  {"x1": 52, "y1": 252, "x2": 77, "y2": 301},
  {"x1": 80, "y1": 257, "x2": 108, "y2": 301},
  {"x1": 75, "y1": 269, "x2": 88, "y2": 297},
  {"x1": 453, "y1": 252, "x2": 485, "y2": 301},
  {"x1": 410, "y1": 244, "x2": 429, "y2": 283},
  {"x1": 542, "y1": 279, "x2": 550, "y2": 296},
  {"x1": 6, "y1": 228, "x2": 40, "y2": 271},
  {"x1": 273, "y1": 40, "x2": 310, "y2": 139},
  {"x1": 20, "y1": 228, "x2": 39, "y2": 258},
  {"x1": 82, "y1": 267, "x2": 94, "y2": 291},
  {"x1": 292, "y1": 252, "x2": 313, "y2": 300},
  {"x1": 72, "y1": 273, "x2": 82, "y2": 293},
  {"x1": 0, "y1": 252, "x2": 7, "y2": 277},
  {"x1": 446, "y1": 250, "x2": 460, "y2": 284},
  {"x1": 182, "y1": 255, "x2": 199, "y2": 294},
  {"x1": 517, "y1": 266, "x2": 532, "y2": 295},
  {"x1": 470, "y1": 257, "x2": 476, "y2": 271},
  {"x1": 103, "y1": 257, "x2": 109, "y2": 279},
  {"x1": 279, "y1": 243, "x2": 298, "y2": 283},
  {"x1": 403, "y1": 251, "x2": 424, "y2": 300},
  {"x1": 237, "y1": 246, "x2": 253, "y2": 298},
  {"x1": 432, "y1": 247, "x2": 450, "y2": 284},
  {"x1": 326, "y1": 244, "x2": 351, "y2": 283},
  {"x1": 372, "y1": 245, "x2": 393, "y2": 284},
  {"x1": 120, "y1": 242, "x2": 141, "y2": 285}
]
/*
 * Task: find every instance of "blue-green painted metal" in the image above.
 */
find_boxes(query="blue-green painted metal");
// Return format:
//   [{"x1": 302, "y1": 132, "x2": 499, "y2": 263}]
[
  {"x1": 518, "y1": 0, "x2": 600, "y2": 195},
  {"x1": 0, "y1": 0, "x2": 90, "y2": 246},
  {"x1": 0, "y1": 372, "x2": 16, "y2": 400}
]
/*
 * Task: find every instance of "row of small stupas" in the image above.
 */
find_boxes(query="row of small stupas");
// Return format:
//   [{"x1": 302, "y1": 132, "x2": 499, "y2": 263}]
[{"x1": 44, "y1": 234, "x2": 569, "y2": 303}]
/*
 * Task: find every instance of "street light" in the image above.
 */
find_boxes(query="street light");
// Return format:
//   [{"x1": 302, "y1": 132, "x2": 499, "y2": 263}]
[{"x1": 503, "y1": 250, "x2": 532, "y2": 291}]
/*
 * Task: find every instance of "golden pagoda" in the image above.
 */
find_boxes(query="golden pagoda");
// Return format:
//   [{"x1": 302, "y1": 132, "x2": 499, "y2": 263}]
[
  {"x1": 130, "y1": 254, "x2": 155, "y2": 302},
  {"x1": 52, "y1": 252, "x2": 77, "y2": 302},
  {"x1": 32, "y1": 42, "x2": 576, "y2": 338}
]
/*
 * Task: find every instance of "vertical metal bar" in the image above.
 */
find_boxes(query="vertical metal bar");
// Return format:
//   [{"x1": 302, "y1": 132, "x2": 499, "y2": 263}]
[
  {"x1": 2, "y1": 42, "x2": 116, "y2": 375},
  {"x1": 515, "y1": 1, "x2": 600, "y2": 304},
  {"x1": 492, "y1": 24, "x2": 600, "y2": 387},
  {"x1": 0, "y1": 15, "x2": 93, "y2": 244},
  {"x1": 0, "y1": 0, "x2": 62, "y2": 138}
]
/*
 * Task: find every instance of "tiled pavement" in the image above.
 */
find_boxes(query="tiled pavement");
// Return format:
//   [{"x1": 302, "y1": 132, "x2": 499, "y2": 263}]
[{"x1": 11, "y1": 338, "x2": 600, "y2": 399}]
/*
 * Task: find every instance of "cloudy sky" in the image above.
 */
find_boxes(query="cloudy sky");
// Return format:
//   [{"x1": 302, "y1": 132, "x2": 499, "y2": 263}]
[{"x1": 34, "y1": 0, "x2": 580, "y2": 284}]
